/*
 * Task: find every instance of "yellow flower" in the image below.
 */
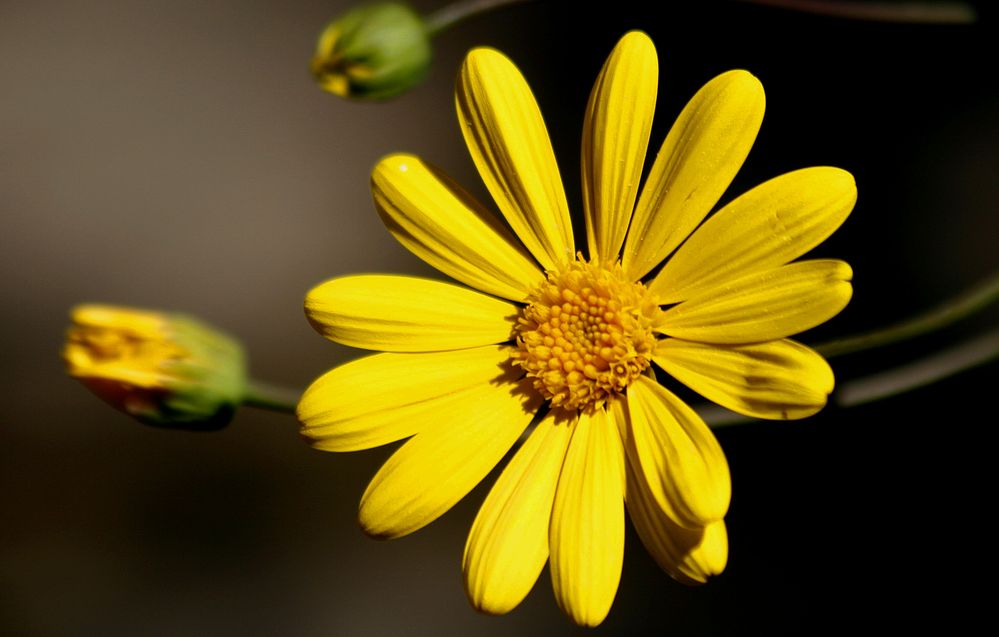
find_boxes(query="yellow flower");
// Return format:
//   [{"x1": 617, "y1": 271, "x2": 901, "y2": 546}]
[
  {"x1": 298, "y1": 31, "x2": 855, "y2": 626},
  {"x1": 64, "y1": 304, "x2": 247, "y2": 429}
]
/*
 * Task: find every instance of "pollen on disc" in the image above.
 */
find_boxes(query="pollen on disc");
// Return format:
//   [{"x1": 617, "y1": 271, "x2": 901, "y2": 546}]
[{"x1": 513, "y1": 259, "x2": 659, "y2": 411}]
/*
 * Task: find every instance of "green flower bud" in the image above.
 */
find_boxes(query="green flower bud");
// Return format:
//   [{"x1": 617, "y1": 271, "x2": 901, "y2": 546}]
[
  {"x1": 63, "y1": 304, "x2": 247, "y2": 430},
  {"x1": 311, "y1": 2, "x2": 432, "y2": 100}
]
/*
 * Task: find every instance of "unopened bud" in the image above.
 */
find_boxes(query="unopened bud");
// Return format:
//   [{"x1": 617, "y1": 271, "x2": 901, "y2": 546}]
[
  {"x1": 311, "y1": 2, "x2": 432, "y2": 100},
  {"x1": 63, "y1": 304, "x2": 247, "y2": 430}
]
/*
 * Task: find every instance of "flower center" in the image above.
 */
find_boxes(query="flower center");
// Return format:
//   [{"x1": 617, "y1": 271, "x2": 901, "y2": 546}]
[{"x1": 513, "y1": 259, "x2": 660, "y2": 411}]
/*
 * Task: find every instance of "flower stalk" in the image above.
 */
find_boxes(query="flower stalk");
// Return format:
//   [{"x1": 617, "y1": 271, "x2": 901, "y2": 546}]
[
  {"x1": 814, "y1": 270, "x2": 999, "y2": 357},
  {"x1": 735, "y1": 0, "x2": 976, "y2": 23},
  {"x1": 424, "y1": 0, "x2": 535, "y2": 36},
  {"x1": 244, "y1": 380, "x2": 301, "y2": 413}
]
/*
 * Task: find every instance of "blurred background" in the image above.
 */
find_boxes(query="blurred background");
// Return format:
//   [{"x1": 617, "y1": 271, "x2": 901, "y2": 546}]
[{"x1": 2, "y1": 0, "x2": 996, "y2": 634}]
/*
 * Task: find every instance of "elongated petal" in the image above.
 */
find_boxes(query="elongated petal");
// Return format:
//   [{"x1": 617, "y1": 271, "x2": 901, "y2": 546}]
[
  {"x1": 651, "y1": 167, "x2": 856, "y2": 303},
  {"x1": 297, "y1": 346, "x2": 513, "y2": 452},
  {"x1": 457, "y1": 48, "x2": 574, "y2": 269},
  {"x1": 625, "y1": 376, "x2": 730, "y2": 528},
  {"x1": 550, "y1": 408, "x2": 625, "y2": 627},
  {"x1": 625, "y1": 447, "x2": 727, "y2": 584},
  {"x1": 657, "y1": 260, "x2": 853, "y2": 344},
  {"x1": 372, "y1": 154, "x2": 542, "y2": 301},
  {"x1": 359, "y1": 377, "x2": 541, "y2": 539},
  {"x1": 463, "y1": 413, "x2": 572, "y2": 615},
  {"x1": 655, "y1": 339, "x2": 835, "y2": 419},
  {"x1": 582, "y1": 31, "x2": 657, "y2": 263},
  {"x1": 306, "y1": 275, "x2": 517, "y2": 352},
  {"x1": 623, "y1": 70, "x2": 765, "y2": 280}
]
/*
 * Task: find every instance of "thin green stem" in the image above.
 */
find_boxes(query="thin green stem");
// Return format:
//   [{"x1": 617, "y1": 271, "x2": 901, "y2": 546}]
[
  {"x1": 424, "y1": 0, "x2": 535, "y2": 36},
  {"x1": 244, "y1": 380, "x2": 300, "y2": 413},
  {"x1": 735, "y1": 0, "x2": 976, "y2": 23},
  {"x1": 814, "y1": 271, "x2": 999, "y2": 358},
  {"x1": 835, "y1": 327, "x2": 999, "y2": 407}
]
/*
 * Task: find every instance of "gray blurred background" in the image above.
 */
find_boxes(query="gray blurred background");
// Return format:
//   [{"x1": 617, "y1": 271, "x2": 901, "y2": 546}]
[{"x1": 2, "y1": 1, "x2": 996, "y2": 635}]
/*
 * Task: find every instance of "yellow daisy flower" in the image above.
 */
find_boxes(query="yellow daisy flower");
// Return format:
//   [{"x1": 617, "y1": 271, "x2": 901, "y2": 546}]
[{"x1": 298, "y1": 31, "x2": 855, "y2": 626}]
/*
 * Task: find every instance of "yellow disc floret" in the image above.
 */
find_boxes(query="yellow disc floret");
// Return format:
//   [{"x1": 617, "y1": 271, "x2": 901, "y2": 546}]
[{"x1": 513, "y1": 259, "x2": 660, "y2": 411}]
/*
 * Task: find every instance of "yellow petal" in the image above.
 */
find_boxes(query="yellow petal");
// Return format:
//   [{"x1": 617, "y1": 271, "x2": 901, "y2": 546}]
[
  {"x1": 623, "y1": 70, "x2": 765, "y2": 281},
  {"x1": 372, "y1": 154, "x2": 542, "y2": 302},
  {"x1": 655, "y1": 339, "x2": 835, "y2": 419},
  {"x1": 625, "y1": 447, "x2": 727, "y2": 584},
  {"x1": 305, "y1": 275, "x2": 517, "y2": 352},
  {"x1": 463, "y1": 412, "x2": 572, "y2": 615},
  {"x1": 70, "y1": 304, "x2": 167, "y2": 338},
  {"x1": 358, "y1": 377, "x2": 542, "y2": 539},
  {"x1": 651, "y1": 167, "x2": 856, "y2": 303},
  {"x1": 297, "y1": 346, "x2": 513, "y2": 452},
  {"x1": 657, "y1": 260, "x2": 853, "y2": 344},
  {"x1": 582, "y1": 31, "x2": 658, "y2": 263},
  {"x1": 549, "y1": 408, "x2": 625, "y2": 627},
  {"x1": 456, "y1": 48, "x2": 574, "y2": 270},
  {"x1": 625, "y1": 376, "x2": 730, "y2": 528}
]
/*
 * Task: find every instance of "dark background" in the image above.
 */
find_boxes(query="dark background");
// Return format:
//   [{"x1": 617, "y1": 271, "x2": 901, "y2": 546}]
[{"x1": 2, "y1": 1, "x2": 996, "y2": 634}]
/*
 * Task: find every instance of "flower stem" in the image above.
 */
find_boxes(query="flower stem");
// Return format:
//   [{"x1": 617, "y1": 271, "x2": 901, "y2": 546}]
[
  {"x1": 424, "y1": 0, "x2": 535, "y2": 36},
  {"x1": 814, "y1": 270, "x2": 999, "y2": 358},
  {"x1": 244, "y1": 380, "x2": 300, "y2": 413},
  {"x1": 834, "y1": 327, "x2": 999, "y2": 407},
  {"x1": 734, "y1": 0, "x2": 976, "y2": 23}
]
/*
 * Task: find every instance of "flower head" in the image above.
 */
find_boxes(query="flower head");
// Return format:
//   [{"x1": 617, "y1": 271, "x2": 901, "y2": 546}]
[
  {"x1": 64, "y1": 304, "x2": 247, "y2": 429},
  {"x1": 299, "y1": 31, "x2": 855, "y2": 625},
  {"x1": 311, "y1": 2, "x2": 431, "y2": 100}
]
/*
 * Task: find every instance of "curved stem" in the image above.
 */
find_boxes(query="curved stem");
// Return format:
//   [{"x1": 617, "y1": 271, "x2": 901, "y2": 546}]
[
  {"x1": 735, "y1": 0, "x2": 976, "y2": 23},
  {"x1": 244, "y1": 380, "x2": 300, "y2": 413},
  {"x1": 814, "y1": 270, "x2": 999, "y2": 358},
  {"x1": 424, "y1": 0, "x2": 535, "y2": 36},
  {"x1": 835, "y1": 327, "x2": 999, "y2": 407}
]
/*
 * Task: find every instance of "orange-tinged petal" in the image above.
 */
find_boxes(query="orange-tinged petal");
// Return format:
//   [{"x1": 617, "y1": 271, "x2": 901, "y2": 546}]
[
  {"x1": 549, "y1": 407, "x2": 625, "y2": 627},
  {"x1": 651, "y1": 167, "x2": 856, "y2": 303},
  {"x1": 657, "y1": 259, "x2": 853, "y2": 344},
  {"x1": 624, "y1": 376, "x2": 731, "y2": 528},
  {"x1": 655, "y1": 338, "x2": 835, "y2": 419},
  {"x1": 582, "y1": 31, "x2": 657, "y2": 263},
  {"x1": 623, "y1": 70, "x2": 765, "y2": 280},
  {"x1": 463, "y1": 412, "x2": 572, "y2": 615},
  {"x1": 457, "y1": 48, "x2": 574, "y2": 270},
  {"x1": 372, "y1": 154, "x2": 542, "y2": 301},
  {"x1": 358, "y1": 377, "x2": 542, "y2": 539}
]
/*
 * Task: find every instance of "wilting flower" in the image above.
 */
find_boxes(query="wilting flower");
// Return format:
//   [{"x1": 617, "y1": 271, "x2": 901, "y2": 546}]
[
  {"x1": 64, "y1": 304, "x2": 247, "y2": 429},
  {"x1": 299, "y1": 31, "x2": 855, "y2": 625},
  {"x1": 311, "y1": 1, "x2": 431, "y2": 100}
]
